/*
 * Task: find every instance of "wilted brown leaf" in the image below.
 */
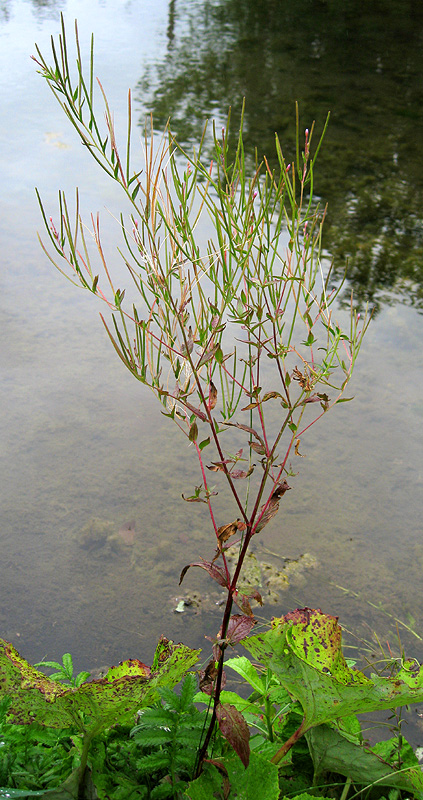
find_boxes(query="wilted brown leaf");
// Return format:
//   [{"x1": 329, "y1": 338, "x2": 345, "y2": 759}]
[
  {"x1": 318, "y1": 392, "x2": 330, "y2": 411},
  {"x1": 206, "y1": 460, "x2": 232, "y2": 473},
  {"x1": 180, "y1": 326, "x2": 193, "y2": 356},
  {"x1": 241, "y1": 401, "x2": 259, "y2": 411},
  {"x1": 254, "y1": 503, "x2": 280, "y2": 533},
  {"x1": 272, "y1": 479, "x2": 291, "y2": 499},
  {"x1": 199, "y1": 659, "x2": 226, "y2": 695},
  {"x1": 250, "y1": 589, "x2": 263, "y2": 606},
  {"x1": 223, "y1": 421, "x2": 260, "y2": 438},
  {"x1": 254, "y1": 480, "x2": 291, "y2": 533},
  {"x1": 208, "y1": 381, "x2": 218, "y2": 410},
  {"x1": 216, "y1": 521, "x2": 239, "y2": 550},
  {"x1": 262, "y1": 391, "x2": 283, "y2": 402},
  {"x1": 292, "y1": 365, "x2": 312, "y2": 391},
  {"x1": 295, "y1": 438, "x2": 305, "y2": 457},
  {"x1": 233, "y1": 591, "x2": 254, "y2": 617},
  {"x1": 199, "y1": 658, "x2": 218, "y2": 695}
]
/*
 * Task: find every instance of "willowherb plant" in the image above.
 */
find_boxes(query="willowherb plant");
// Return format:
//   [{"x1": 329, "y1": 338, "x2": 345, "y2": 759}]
[{"x1": 32, "y1": 17, "x2": 370, "y2": 773}]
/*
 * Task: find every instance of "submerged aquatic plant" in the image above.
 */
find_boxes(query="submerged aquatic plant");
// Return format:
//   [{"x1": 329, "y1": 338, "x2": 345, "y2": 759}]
[{"x1": 29, "y1": 16, "x2": 373, "y2": 784}]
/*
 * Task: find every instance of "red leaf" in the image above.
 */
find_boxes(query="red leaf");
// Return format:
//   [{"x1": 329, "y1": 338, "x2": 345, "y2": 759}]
[
  {"x1": 230, "y1": 465, "x2": 255, "y2": 479},
  {"x1": 179, "y1": 560, "x2": 229, "y2": 589},
  {"x1": 197, "y1": 345, "x2": 219, "y2": 368},
  {"x1": 182, "y1": 400, "x2": 207, "y2": 421},
  {"x1": 225, "y1": 615, "x2": 255, "y2": 645},
  {"x1": 216, "y1": 702, "x2": 250, "y2": 767},
  {"x1": 223, "y1": 421, "x2": 265, "y2": 446},
  {"x1": 249, "y1": 441, "x2": 266, "y2": 455},
  {"x1": 302, "y1": 393, "x2": 321, "y2": 404},
  {"x1": 282, "y1": 606, "x2": 324, "y2": 625}
]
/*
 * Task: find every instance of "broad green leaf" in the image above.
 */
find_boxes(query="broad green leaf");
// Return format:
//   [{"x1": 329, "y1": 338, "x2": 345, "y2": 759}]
[
  {"x1": 225, "y1": 750, "x2": 279, "y2": 800},
  {"x1": 186, "y1": 752, "x2": 279, "y2": 800},
  {"x1": 306, "y1": 724, "x2": 423, "y2": 792},
  {"x1": 243, "y1": 609, "x2": 423, "y2": 733},
  {"x1": 0, "y1": 636, "x2": 199, "y2": 732},
  {"x1": 184, "y1": 763, "x2": 226, "y2": 800},
  {"x1": 280, "y1": 795, "x2": 319, "y2": 800},
  {"x1": 224, "y1": 656, "x2": 266, "y2": 695},
  {"x1": 194, "y1": 690, "x2": 263, "y2": 718}
]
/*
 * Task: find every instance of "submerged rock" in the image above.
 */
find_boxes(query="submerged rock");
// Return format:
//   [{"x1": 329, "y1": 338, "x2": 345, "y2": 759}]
[
  {"x1": 225, "y1": 546, "x2": 317, "y2": 605},
  {"x1": 77, "y1": 517, "x2": 138, "y2": 554},
  {"x1": 78, "y1": 518, "x2": 115, "y2": 551}
]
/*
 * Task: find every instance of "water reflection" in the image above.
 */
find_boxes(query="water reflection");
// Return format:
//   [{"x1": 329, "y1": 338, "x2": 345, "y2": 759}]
[
  {"x1": 0, "y1": 0, "x2": 12, "y2": 20},
  {"x1": 0, "y1": 0, "x2": 65, "y2": 22},
  {"x1": 138, "y1": 0, "x2": 423, "y2": 310}
]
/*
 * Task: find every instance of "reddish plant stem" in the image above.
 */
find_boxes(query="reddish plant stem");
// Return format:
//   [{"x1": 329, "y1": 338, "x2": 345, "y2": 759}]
[
  {"x1": 271, "y1": 717, "x2": 308, "y2": 764},
  {"x1": 194, "y1": 526, "x2": 253, "y2": 775}
]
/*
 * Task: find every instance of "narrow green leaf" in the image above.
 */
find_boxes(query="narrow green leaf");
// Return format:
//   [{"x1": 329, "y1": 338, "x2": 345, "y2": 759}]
[
  {"x1": 214, "y1": 346, "x2": 223, "y2": 364},
  {"x1": 61, "y1": 653, "x2": 73, "y2": 676},
  {"x1": 189, "y1": 421, "x2": 198, "y2": 442},
  {"x1": 224, "y1": 656, "x2": 265, "y2": 695}
]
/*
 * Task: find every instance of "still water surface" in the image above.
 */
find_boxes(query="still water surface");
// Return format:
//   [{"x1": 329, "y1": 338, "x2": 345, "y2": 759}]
[{"x1": 1, "y1": 0, "x2": 423, "y2": 737}]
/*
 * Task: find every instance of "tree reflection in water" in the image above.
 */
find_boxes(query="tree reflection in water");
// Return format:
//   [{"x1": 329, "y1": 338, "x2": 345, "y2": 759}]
[{"x1": 137, "y1": 0, "x2": 423, "y2": 312}]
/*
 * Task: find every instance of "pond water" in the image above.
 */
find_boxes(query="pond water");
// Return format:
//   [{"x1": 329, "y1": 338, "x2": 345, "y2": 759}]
[{"x1": 1, "y1": 0, "x2": 423, "y2": 741}]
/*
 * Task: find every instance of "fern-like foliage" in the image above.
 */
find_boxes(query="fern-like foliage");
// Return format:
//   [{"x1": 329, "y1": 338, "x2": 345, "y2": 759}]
[{"x1": 130, "y1": 673, "x2": 206, "y2": 798}]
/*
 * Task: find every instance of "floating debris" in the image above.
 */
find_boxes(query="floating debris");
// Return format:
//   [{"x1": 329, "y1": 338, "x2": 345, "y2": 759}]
[{"x1": 171, "y1": 591, "x2": 218, "y2": 615}]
